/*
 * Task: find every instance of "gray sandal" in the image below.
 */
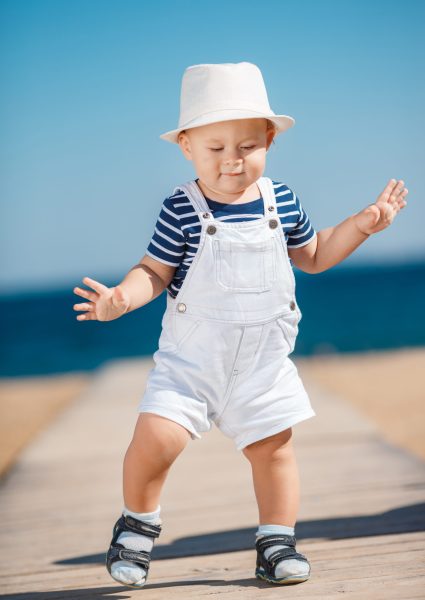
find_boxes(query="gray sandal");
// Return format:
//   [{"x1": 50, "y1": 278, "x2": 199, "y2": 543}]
[
  {"x1": 106, "y1": 514, "x2": 162, "y2": 588},
  {"x1": 255, "y1": 533, "x2": 310, "y2": 585}
]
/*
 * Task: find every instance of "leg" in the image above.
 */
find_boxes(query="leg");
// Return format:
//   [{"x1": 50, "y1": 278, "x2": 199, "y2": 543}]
[
  {"x1": 108, "y1": 412, "x2": 191, "y2": 588},
  {"x1": 123, "y1": 412, "x2": 191, "y2": 511},
  {"x1": 242, "y1": 427, "x2": 310, "y2": 584},
  {"x1": 242, "y1": 426, "x2": 299, "y2": 525}
]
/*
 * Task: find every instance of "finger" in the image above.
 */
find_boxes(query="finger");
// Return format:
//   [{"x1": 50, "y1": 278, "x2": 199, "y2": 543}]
[
  {"x1": 393, "y1": 179, "x2": 405, "y2": 199},
  {"x1": 399, "y1": 189, "x2": 408, "y2": 208},
  {"x1": 390, "y1": 194, "x2": 400, "y2": 207},
  {"x1": 398, "y1": 188, "x2": 408, "y2": 201},
  {"x1": 390, "y1": 179, "x2": 404, "y2": 202},
  {"x1": 393, "y1": 188, "x2": 408, "y2": 207},
  {"x1": 381, "y1": 178, "x2": 398, "y2": 201},
  {"x1": 73, "y1": 286, "x2": 99, "y2": 302},
  {"x1": 76, "y1": 311, "x2": 97, "y2": 321},
  {"x1": 82, "y1": 276, "x2": 109, "y2": 295},
  {"x1": 73, "y1": 302, "x2": 94, "y2": 312}
]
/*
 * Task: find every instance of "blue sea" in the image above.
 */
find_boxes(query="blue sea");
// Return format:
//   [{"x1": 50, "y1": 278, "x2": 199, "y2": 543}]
[{"x1": 1, "y1": 261, "x2": 424, "y2": 377}]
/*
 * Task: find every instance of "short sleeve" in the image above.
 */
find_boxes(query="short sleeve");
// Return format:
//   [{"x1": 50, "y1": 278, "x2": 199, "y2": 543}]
[
  {"x1": 145, "y1": 196, "x2": 186, "y2": 267},
  {"x1": 286, "y1": 191, "x2": 317, "y2": 249}
]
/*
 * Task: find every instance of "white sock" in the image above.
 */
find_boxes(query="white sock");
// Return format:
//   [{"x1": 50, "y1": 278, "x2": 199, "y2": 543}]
[
  {"x1": 110, "y1": 505, "x2": 162, "y2": 586},
  {"x1": 256, "y1": 524, "x2": 309, "y2": 578}
]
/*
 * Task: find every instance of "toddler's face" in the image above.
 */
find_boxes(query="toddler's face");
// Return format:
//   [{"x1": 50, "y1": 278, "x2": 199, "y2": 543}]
[{"x1": 178, "y1": 118, "x2": 275, "y2": 200}]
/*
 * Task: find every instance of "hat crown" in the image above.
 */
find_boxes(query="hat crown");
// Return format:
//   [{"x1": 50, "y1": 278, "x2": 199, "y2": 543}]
[
  {"x1": 159, "y1": 61, "x2": 295, "y2": 143},
  {"x1": 179, "y1": 62, "x2": 272, "y2": 126}
]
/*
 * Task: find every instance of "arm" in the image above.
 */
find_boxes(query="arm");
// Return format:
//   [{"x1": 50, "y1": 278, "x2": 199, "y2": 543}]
[
  {"x1": 120, "y1": 193, "x2": 185, "y2": 312},
  {"x1": 288, "y1": 217, "x2": 368, "y2": 274},
  {"x1": 119, "y1": 255, "x2": 176, "y2": 313},
  {"x1": 73, "y1": 256, "x2": 176, "y2": 321},
  {"x1": 74, "y1": 193, "x2": 185, "y2": 321},
  {"x1": 288, "y1": 179, "x2": 408, "y2": 274}
]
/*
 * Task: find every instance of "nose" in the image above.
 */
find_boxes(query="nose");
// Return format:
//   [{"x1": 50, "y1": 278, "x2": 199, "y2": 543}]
[
  {"x1": 222, "y1": 160, "x2": 243, "y2": 175},
  {"x1": 222, "y1": 154, "x2": 243, "y2": 168}
]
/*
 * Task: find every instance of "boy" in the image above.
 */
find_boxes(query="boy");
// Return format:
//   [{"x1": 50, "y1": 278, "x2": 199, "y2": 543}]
[{"x1": 73, "y1": 62, "x2": 408, "y2": 588}]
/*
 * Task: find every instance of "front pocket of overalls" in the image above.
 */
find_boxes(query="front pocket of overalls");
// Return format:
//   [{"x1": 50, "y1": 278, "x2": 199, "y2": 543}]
[
  {"x1": 213, "y1": 238, "x2": 276, "y2": 292},
  {"x1": 276, "y1": 313, "x2": 299, "y2": 354}
]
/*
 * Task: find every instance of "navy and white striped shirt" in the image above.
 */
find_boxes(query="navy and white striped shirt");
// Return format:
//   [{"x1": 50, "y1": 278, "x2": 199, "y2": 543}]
[{"x1": 146, "y1": 179, "x2": 316, "y2": 299}]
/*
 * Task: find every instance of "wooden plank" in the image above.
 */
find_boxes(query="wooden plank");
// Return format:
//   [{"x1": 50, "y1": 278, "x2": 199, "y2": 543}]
[
  {"x1": 0, "y1": 357, "x2": 424, "y2": 598},
  {"x1": 1, "y1": 534, "x2": 424, "y2": 599}
]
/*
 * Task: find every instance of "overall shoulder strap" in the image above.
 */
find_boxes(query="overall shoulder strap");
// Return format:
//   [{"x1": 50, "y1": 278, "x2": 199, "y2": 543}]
[
  {"x1": 255, "y1": 177, "x2": 277, "y2": 216},
  {"x1": 172, "y1": 180, "x2": 210, "y2": 214}
]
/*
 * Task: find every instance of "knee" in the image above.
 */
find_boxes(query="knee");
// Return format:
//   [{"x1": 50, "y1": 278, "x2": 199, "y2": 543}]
[
  {"x1": 126, "y1": 436, "x2": 179, "y2": 472},
  {"x1": 242, "y1": 427, "x2": 293, "y2": 464},
  {"x1": 128, "y1": 413, "x2": 190, "y2": 468}
]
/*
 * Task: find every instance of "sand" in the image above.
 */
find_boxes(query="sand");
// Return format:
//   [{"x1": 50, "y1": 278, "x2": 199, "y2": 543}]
[
  {"x1": 0, "y1": 347, "x2": 424, "y2": 478},
  {"x1": 0, "y1": 372, "x2": 90, "y2": 477},
  {"x1": 296, "y1": 347, "x2": 425, "y2": 460}
]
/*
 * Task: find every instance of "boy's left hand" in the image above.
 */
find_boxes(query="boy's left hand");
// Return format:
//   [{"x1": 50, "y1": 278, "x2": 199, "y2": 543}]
[{"x1": 354, "y1": 179, "x2": 408, "y2": 235}]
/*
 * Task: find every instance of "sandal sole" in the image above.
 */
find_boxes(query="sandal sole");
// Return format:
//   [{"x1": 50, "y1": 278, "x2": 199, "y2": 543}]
[{"x1": 255, "y1": 567, "x2": 310, "y2": 585}]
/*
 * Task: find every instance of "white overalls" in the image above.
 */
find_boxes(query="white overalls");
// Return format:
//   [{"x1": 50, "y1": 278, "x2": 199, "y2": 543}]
[{"x1": 138, "y1": 177, "x2": 316, "y2": 450}]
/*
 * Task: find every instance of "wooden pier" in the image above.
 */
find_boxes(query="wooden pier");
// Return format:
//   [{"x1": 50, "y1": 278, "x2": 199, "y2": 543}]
[{"x1": 0, "y1": 357, "x2": 424, "y2": 599}]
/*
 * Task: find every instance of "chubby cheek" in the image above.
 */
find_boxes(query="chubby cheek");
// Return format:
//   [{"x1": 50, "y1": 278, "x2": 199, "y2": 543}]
[
  {"x1": 200, "y1": 155, "x2": 221, "y2": 176},
  {"x1": 245, "y1": 151, "x2": 265, "y2": 174},
  {"x1": 251, "y1": 147, "x2": 267, "y2": 163},
  {"x1": 191, "y1": 154, "x2": 208, "y2": 175}
]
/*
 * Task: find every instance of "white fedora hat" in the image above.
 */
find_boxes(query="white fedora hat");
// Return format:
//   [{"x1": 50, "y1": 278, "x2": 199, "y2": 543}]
[{"x1": 159, "y1": 62, "x2": 295, "y2": 144}]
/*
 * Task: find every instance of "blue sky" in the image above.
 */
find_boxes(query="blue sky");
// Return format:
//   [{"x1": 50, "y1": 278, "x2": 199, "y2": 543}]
[{"x1": 1, "y1": 0, "x2": 424, "y2": 293}]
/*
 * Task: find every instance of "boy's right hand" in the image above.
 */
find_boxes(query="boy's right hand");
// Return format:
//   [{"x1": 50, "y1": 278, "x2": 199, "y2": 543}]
[{"x1": 73, "y1": 277, "x2": 131, "y2": 321}]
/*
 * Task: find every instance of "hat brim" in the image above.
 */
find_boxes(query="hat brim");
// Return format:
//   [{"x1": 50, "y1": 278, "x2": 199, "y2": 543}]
[{"x1": 159, "y1": 110, "x2": 295, "y2": 144}]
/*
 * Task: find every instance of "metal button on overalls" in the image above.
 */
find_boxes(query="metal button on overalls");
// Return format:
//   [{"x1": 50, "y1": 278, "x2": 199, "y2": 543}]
[{"x1": 139, "y1": 176, "x2": 316, "y2": 451}]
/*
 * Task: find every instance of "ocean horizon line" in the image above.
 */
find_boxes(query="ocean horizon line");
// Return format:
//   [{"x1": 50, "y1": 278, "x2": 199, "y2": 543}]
[{"x1": 0, "y1": 255, "x2": 424, "y2": 300}]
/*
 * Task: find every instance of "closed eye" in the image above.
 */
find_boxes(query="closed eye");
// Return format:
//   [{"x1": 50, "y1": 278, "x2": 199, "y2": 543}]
[{"x1": 209, "y1": 145, "x2": 256, "y2": 152}]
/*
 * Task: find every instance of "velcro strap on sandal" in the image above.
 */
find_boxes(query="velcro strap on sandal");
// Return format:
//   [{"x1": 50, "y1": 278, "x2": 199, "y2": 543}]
[
  {"x1": 266, "y1": 546, "x2": 309, "y2": 568},
  {"x1": 122, "y1": 515, "x2": 162, "y2": 538},
  {"x1": 119, "y1": 548, "x2": 151, "y2": 568},
  {"x1": 108, "y1": 545, "x2": 151, "y2": 569},
  {"x1": 255, "y1": 534, "x2": 296, "y2": 553}
]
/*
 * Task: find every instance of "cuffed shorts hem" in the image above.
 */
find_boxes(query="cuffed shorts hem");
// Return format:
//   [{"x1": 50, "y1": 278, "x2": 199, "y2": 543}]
[
  {"x1": 234, "y1": 408, "x2": 317, "y2": 451},
  {"x1": 138, "y1": 405, "x2": 203, "y2": 441}
]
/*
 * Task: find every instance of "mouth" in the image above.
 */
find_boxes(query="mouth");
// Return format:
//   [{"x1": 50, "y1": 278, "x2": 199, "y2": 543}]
[{"x1": 223, "y1": 173, "x2": 243, "y2": 177}]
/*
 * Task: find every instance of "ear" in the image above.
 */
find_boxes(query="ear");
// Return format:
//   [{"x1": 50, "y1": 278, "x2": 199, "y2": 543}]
[
  {"x1": 177, "y1": 131, "x2": 193, "y2": 161},
  {"x1": 265, "y1": 127, "x2": 276, "y2": 151}
]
